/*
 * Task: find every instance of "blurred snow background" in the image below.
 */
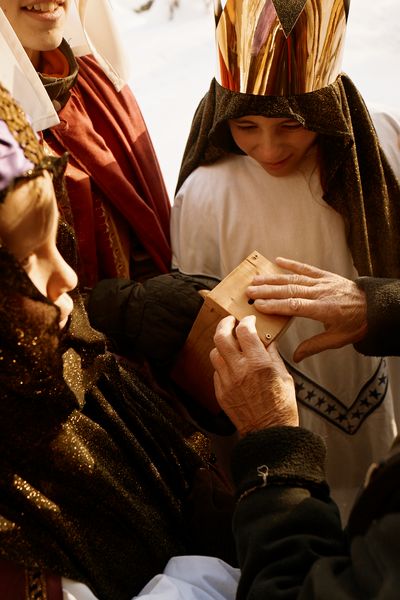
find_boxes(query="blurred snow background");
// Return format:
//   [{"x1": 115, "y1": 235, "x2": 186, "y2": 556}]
[{"x1": 109, "y1": 0, "x2": 400, "y2": 199}]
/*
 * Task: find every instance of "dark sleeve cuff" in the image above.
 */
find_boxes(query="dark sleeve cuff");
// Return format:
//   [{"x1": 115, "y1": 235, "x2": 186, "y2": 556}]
[
  {"x1": 87, "y1": 272, "x2": 214, "y2": 368},
  {"x1": 354, "y1": 277, "x2": 400, "y2": 357},
  {"x1": 231, "y1": 426, "x2": 328, "y2": 500}
]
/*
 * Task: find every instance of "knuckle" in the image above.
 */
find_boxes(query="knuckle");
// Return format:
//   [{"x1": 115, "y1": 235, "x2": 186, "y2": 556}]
[
  {"x1": 230, "y1": 370, "x2": 246, "y2": 388},
  {"x1": 288, "y1": 296, "x2": 301, "y2": 311},
  {"x1": 209, "y1": 347, "x2": 218, "y2": 365},
  {"x1": 287, "y1": 283, "x2": 299, "y2": 297},
  {"x1": 213, "y1": 329, "x2": 226, "y2": 346},
  {"x1": 292, "y1": 274, "x2": 303, "y2": 285}
]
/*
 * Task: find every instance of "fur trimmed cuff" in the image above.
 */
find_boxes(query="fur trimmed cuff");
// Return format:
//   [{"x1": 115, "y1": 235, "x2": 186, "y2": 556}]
[
  {"x1": 231, "y1": 426, "x2": 327, "y2": 498},
  {"x1": 354, "y1": 277, "x2": 400, "y2": 357}
]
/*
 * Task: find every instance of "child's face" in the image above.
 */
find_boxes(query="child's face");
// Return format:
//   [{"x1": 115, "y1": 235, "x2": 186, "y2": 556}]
[
  {"x1": 0, "y1": 1, "x2": 69, "y2": 67},
  {"x1": 0, "y1": 171, "x2": 77, "y2": 328},
  {"x1": 228, "y1": 115, "x2": 318, "y2": 177}
]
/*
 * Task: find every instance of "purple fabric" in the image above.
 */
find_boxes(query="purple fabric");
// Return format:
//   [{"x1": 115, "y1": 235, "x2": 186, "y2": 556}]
[{"x1": 0, "y1": 120, "x2": 34, "y2": 193}]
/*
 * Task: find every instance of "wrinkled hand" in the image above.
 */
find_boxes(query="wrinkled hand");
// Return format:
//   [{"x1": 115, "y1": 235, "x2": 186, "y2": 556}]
[
  {"x1": 210, "y1": 315, "x2": 298, "y2": 436},
  {"x1": 247, "y1": 257, "x2": 368, "y2": 362}
]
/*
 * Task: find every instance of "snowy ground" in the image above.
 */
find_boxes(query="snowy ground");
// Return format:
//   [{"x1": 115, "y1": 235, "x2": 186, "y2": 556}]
[{"x1": 110, "y1": 0, "x2": 400, "y2": 199}]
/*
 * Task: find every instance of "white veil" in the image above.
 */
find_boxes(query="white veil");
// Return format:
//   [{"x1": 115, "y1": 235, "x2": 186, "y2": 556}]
[{"x1": 0, "y1": 0, "x2": 130, "y2": 131}]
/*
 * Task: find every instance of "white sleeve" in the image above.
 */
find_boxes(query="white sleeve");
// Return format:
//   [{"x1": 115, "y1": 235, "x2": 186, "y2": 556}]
[
  {"x1": 171, "y1": 168, "x2": 224, "y2": 279},
  {"x1": 62, "y1": 578, "x2": 99, "y2": 600},
  {"x1": 136, "y1": 556, "x2": 239, "y2": 600},
  {"x1": 62, "y1": 556, "x2": 240, "y2": 600}
]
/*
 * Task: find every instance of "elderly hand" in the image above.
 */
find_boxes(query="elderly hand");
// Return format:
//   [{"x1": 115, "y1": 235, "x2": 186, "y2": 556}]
[
  {"x1": 246, "y1": 257, "x2": 368, "y2": 362},
  {"x1": 210, "y1": 315, "x2": 298, "y2": 436}
]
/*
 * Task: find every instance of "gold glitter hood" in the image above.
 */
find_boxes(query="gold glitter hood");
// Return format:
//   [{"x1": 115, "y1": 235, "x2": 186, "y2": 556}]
[
  {"x1": 215, "y1": 0, "x2": 350, "y2": 95},
  {"x1": 0, "y1": 84, "x2": 68, "y2": 205}
]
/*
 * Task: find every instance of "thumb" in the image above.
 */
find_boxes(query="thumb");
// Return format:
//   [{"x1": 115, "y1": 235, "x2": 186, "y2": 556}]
[{"x1": 293, "y1": 331, "x2": 339, "y2": 362}]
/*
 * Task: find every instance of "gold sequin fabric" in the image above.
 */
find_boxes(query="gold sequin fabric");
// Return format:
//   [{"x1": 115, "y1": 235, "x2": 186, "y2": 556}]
[
  {"x1": 0, "y1": 84, "x2": 45, "y2": 167},
  {"x1": 177, "y1": 75, "x2": 400, "y2": 278},
  {"x1": 0, "y1": 92, "x2": 229, "y2": 598},
  {"x1": 0, "y1": 84, "x2": 69, "y2": 204},
  {"x1": 0, "y1": 240, "x2": 218, "y2": 599}
]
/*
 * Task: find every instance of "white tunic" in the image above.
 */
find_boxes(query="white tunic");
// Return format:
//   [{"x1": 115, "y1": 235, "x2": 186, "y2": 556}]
[
  {"x1": 61, "y1": 556, "x2": 239, "y2": 600},
  {"x1": 171, "y1": 111, "x2": 400, "y2": 522}
]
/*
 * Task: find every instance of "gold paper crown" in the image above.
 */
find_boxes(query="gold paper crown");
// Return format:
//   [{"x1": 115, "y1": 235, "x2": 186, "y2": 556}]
[{"x1": 215, "y1": 0, "x2": 350, "y2": 95}]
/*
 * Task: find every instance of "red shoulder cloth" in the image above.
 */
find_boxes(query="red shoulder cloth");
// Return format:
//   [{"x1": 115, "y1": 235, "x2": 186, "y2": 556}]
[
  {"x1": 0, "y1": 560, "x2": 62, "y2": 600},
  {"x1": 45, "y1": 54, "x2": 172, "y2": 287}
]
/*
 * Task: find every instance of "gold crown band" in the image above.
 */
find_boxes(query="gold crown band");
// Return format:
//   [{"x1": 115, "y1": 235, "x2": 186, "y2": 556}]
[{"x1": 215, "y1": 0, "x2": 349, "y2": 96}]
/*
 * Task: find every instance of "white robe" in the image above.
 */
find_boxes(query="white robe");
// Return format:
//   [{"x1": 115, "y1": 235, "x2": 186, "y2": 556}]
[
  {"x1": 62, "y1": 556, "x2": 239, "y2": 600},
  {"x1": 171, "y1": 110, "x2": 400, "y2": 522}
]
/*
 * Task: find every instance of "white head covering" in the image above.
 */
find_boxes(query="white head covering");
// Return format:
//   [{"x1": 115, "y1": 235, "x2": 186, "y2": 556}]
[{"x1": 0, "y1": 0, "x2": 130, "y2": 131}]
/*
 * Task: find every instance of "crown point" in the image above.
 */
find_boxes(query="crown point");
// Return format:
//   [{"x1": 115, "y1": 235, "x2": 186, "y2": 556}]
[
  {"x1": 215, "y1": 0, "x2": 349, "y2": 95},
  {"x1": 272, "y1": 0, "x2": 308, "y2": 37}
]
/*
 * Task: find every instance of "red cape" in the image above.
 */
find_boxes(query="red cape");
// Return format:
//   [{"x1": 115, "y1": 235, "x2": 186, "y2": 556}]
[{"x1": 45, "y1": 54, "x2": 171, "y2": 287}]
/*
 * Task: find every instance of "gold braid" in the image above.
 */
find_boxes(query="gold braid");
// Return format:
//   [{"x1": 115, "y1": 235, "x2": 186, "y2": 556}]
[{"x1": 0, "y1": 83, "x2": 45, "y2": 166}]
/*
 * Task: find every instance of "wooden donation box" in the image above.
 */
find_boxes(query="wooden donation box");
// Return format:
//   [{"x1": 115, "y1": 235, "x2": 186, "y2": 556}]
[{"x1": 171, "y1": 251, "x2": 292, "y2": 415}]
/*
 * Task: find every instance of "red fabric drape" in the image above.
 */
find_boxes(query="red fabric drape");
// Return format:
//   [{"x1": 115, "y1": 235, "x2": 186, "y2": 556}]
[
  {"x1": 45, "y1": 54, "x2": 171, "y2": 287},
  {"x1": 0, "y1": 560, "x2": 62, "y2": 600}
]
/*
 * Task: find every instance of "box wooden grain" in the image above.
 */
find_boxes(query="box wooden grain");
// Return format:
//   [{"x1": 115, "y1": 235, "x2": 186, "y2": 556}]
[{"x1": 171, "y1": 251, "x2": 292, "y2": 415}]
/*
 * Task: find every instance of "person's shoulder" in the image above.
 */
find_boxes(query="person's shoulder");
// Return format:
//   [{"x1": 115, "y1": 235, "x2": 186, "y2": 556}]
[
  {"x1": 76, "y1": 53, "x2": 121, "y2": 93},
  {"x1": 368, "y1": 105, "x2": 400, "y2": 177},
  {"x1": 347, "y1": 437, "x2": 400, "y2": 538},
  {"x1": 178, "y1": 155, "x2": 255, "y2": 194},
  {"x1": 175, "y1": 154, "x2": 241, "y2": 201},
  {"x1": 368, "y1": 103, "x2": 400, "y2": 119},
  {"x1": 190, "y1": 154, "x2": 246, "y2": 178},
  {"x1": 369, "y1": 105, "x2": 400, "y2": 137}
]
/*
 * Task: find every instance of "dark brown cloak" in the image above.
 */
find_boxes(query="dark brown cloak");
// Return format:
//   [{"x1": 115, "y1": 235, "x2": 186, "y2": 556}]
[{"x1": 177, "y1": 76, "x2": 400, "y2": 279}]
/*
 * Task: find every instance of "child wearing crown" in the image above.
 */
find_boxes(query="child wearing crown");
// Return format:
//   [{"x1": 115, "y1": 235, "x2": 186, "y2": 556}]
[{"x1": 171, "y1": 0, "x2": 400, "y2": 522}]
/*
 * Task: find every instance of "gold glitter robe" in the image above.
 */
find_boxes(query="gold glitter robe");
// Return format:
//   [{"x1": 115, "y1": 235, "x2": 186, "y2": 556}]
[
  {"x1": 0, "y1": 240, "x2": 221, "y2": 599},
  {"x1": 0, "y1": 85, "x2": 234, "y2": 600}
]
